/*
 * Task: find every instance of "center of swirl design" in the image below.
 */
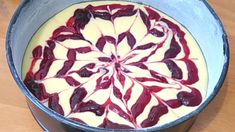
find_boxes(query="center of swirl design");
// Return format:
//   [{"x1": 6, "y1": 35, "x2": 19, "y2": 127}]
[{"x1": 23, "y1": 2, "x2": 206, "y2": 129}]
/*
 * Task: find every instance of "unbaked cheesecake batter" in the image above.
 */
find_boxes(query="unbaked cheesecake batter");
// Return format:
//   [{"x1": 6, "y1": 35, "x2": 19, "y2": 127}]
[{"x1": 22, "y1": 1, "x2": 208, "y2": 129}]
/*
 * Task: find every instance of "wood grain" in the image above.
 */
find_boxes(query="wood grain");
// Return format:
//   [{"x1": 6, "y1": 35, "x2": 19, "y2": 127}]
[{"x1": 0, "y1": 0, "x2": 234, "y2": 131}]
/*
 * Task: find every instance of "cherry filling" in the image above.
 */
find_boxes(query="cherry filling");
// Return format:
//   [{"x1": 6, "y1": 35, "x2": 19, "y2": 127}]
[
  {"x1": 74, "y1": 9, "x2": 92, "y2": 30},
  {"x1": 24, "y1": 2, "x2": 206, "y2": 129}
]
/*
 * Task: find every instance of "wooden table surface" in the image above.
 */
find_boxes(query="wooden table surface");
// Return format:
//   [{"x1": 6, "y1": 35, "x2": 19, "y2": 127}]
[{"x1": 0, "y1": 0, "x2": 234, "y2": 131}]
